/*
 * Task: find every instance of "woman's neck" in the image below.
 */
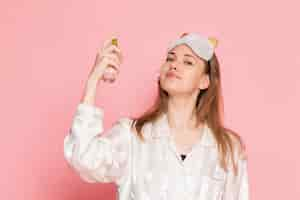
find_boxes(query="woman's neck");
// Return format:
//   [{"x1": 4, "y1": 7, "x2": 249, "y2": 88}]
[{"x1": 166, "y1": 96, "x2": 199, "y2": 132}]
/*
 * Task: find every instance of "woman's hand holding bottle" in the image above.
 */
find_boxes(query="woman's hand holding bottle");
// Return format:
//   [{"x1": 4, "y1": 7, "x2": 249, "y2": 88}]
[
  {"x1": 82, "y1": 37, "x2": 123, "y2": 105},
  {"x1": 89, "y1": 37, "x2": 123, "y2": 83}
]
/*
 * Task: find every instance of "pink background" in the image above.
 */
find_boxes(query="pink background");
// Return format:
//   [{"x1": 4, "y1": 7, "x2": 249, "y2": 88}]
[{"x1": 1, "y1": 0, "x2": 299, "y2": 199}]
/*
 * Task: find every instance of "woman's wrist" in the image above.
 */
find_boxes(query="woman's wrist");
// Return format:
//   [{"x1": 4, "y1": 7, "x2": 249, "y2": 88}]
[
  {"x1": 81, "y1": 76, "x2": 98, "y2": 105},
  {"x1": 87, "y1": 73, "x2": 99, "y2": 86}
]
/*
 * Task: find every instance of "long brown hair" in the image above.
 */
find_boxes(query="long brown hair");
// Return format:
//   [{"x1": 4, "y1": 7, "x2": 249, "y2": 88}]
[{"x1": 130, "y1": 50, "x2": 246, "y2": 177}]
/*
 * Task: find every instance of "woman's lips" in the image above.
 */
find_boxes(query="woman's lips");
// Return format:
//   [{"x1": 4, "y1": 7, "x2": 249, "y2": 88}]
[{"x1": 166, "y1": 71, "x2": 181, "y2": 79}]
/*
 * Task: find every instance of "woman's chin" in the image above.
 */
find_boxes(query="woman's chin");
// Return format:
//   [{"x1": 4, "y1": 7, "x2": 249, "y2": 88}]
[{"x1": 161, "y1": 85, "x2": 184, "y2": 96}]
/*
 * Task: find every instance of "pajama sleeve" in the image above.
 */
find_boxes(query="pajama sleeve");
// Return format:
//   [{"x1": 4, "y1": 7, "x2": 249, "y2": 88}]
[
  {"x1": 63, "y1": 103, "x2": 133, "y2": 186},
  {"x1": 223, "y1": 142, "x2": 250, "y2": 200}
]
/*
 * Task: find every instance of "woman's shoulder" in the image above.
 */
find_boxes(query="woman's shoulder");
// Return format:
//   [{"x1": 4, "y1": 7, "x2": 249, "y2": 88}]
[
  {"x1": 112, "y1": 116, "x2": 135, "y2": 131},
  {"x1": 114, "y1": 117, "x2": 141, "y2": 136},
  {"x1": 115, "y1": 117, "x2": 155, "y2": 141},
  {"x1": 116, "y1": 116, "x2": 134, "y2": 125}
]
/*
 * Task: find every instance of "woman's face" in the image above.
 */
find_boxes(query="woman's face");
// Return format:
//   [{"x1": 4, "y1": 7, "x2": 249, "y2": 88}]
[{"x1": 159, "y1": 44, "x2": 210, "y2": 96}]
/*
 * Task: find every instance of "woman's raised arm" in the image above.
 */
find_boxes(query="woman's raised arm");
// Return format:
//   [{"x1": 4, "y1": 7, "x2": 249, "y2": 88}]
[{"x1": 63, "y1": 36, "x2": 131, "y2": 186}]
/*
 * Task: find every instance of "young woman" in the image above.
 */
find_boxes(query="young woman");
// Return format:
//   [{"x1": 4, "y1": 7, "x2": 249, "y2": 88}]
[{"x1": 63, "y1": 32, "x2": 250, "y2": 200}]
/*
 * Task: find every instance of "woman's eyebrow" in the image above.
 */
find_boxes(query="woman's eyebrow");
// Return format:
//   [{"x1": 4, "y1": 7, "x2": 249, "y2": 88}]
[
  {"x1": 184, "y1": 54, "x2": 195, "y2": 59},
  {"x1": 168, "y1": 52, "x2": 195, "y2": 60}
]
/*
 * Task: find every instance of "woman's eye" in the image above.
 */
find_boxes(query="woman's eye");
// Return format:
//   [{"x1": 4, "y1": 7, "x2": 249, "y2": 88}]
[
  {"x1": 166, "y1": 57, "x2": 174, "y2": 62},
  {"x1": 166, "y1": 57, "x2": 193, "y2": 65},
  {"x1": 184, "y1": 61, "x2": 193, "y2": 65}
]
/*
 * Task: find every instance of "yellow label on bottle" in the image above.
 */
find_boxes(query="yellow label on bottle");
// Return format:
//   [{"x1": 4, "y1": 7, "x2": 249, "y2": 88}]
[{"x1": 111, "y1": 38, "x2": 118, "y2": 46}]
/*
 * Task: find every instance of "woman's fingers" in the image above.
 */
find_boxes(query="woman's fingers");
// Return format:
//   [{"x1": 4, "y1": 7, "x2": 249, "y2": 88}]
[
  {"x1": 97, "y1": 48, "x2": 122, "y2": 67},
  {"x1": 102, "y1": 45, "x2": 122, "y2": 62},
  {"x1": 100, "y1": 56, "x2": 120, "y2": 73},
  {"x1": 103, "y1": 54, "x2": 121, "y2": 66}
]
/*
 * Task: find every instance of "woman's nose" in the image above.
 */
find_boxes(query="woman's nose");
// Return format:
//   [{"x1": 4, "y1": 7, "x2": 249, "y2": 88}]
[{"x1": 169, "y1": 63, "x2": 177, "y2": 71}]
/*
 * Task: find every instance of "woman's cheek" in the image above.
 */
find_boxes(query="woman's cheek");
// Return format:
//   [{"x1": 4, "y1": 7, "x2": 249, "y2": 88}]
[
  {"x1": 184, "y1": 73, "x2": 198, "y2": 88},
  {"x1": 160, "y1": 67, "x2": 168, "y2": 77}
]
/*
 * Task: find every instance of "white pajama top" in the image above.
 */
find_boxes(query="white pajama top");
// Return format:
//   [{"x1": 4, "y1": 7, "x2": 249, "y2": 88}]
[{"x1": 63, "y1": 103, "x2": 250, "y2": 200}]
